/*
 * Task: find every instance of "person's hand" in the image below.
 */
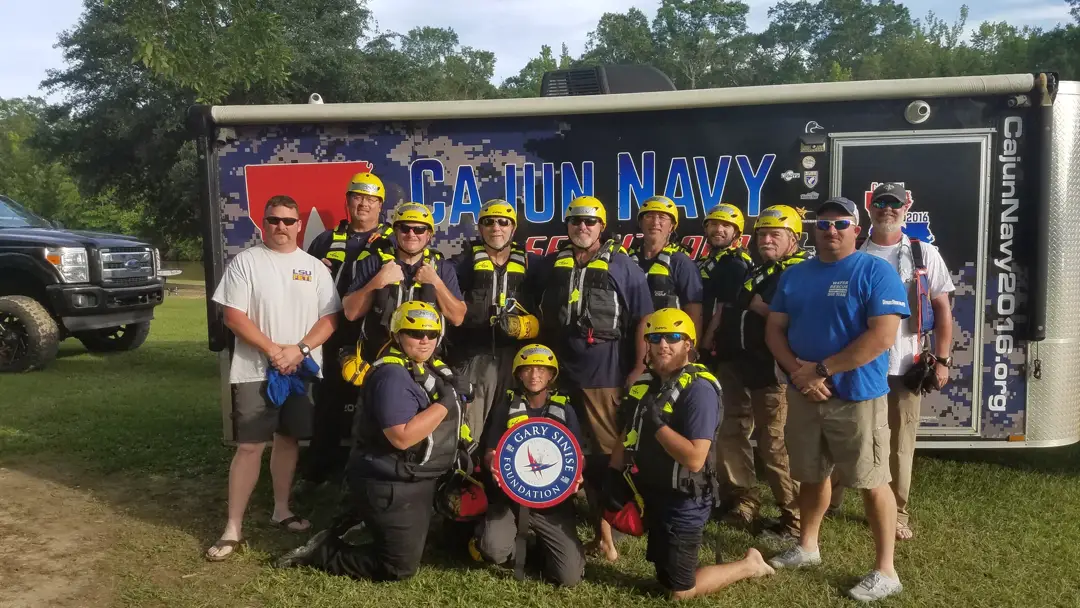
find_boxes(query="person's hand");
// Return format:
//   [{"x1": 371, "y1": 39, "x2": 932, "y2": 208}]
[
  {"x1": 375, "y1": 262, "x2": 404, "y2": 288},
  {"x1": 804, "y1": 384, "x2": 832, "y2": 402},
  {"x1": 702, "y1": 331, "x2": 716, "y2": 353},
  {"x1": 645, "y1": 396, "x2": 667, "y2": 431},
  {"x1": 792, "y1": 358, "x2": 824, "y2": 391},
  {"x1": 933, "y1": 361, "x2": 950, "y2": 390},
  {"x1": 272, "y1": 344, "x2": 305, "y2": 373},
  {"x1": 321, "y1": 258, "x2": 333, "y2": 268},
  {"x1": 572, "y1": 477, "x2": 584, "y2": 494},
  {"x1": 415, "y1": 261, "x2": 441, "y2": 286}
]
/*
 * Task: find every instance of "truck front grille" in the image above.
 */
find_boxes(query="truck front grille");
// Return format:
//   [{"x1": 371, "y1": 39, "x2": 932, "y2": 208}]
[{"x1": 99, "y1": 248, "x2": 155, "y2": 285}]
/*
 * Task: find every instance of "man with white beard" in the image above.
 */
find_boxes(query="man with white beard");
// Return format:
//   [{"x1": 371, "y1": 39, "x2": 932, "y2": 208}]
[{"x1": 830, "y1": 182, "x2": 955, "y2": 542}]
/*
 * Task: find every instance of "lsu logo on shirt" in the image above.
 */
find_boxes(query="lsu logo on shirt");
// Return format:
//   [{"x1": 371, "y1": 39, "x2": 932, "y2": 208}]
[{"x1": 292, "y1": 269, "x2": 313, "y2": 282}]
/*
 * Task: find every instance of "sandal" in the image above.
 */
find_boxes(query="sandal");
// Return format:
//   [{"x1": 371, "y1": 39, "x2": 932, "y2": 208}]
[
  {"x1": 271, "y1": 514, "x2": 311, "y2": 532},
  {"x1": 205, "y1": 538, "x2": 244, "y2": 562},
  {"x1": 896, "y1": 521, "x2": 914, "y2": 540}
]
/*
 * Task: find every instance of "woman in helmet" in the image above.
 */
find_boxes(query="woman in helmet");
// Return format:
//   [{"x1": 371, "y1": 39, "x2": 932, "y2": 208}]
[
  {"x1": 608, "y1": 308, "x2": 775, "y2": 599},
  {"x1": 472, "y1": 343, "x2": 586, "y2": 586},
  {"x1": 275, "y1": 301, "x2": 467, "y2": 581}
]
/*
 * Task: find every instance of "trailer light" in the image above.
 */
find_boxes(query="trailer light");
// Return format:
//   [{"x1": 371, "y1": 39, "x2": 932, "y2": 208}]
[
  {"x1": 1008, "y1": 434, "x2": 1026, "y2": 442},
  {"x1": 44, "y1": 247, "x2": 89, "y2": 283}
]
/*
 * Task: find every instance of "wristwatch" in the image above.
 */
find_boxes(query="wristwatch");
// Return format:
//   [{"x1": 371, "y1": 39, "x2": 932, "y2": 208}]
[
  {"x1": 297, "y1": 342, "x2": 311, "y2": 357},
  {"x1": 815, "y1": 362, "x2": 831, "y2": 378},
  {"x1": 936, "y1": 355, "x2": 953, "y2": 368}
]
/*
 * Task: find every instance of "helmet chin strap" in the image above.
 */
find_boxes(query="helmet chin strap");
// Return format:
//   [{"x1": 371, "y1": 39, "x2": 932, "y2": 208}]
[{"x1": 483, "y1": 236, "x2": 512, "y2": 252}]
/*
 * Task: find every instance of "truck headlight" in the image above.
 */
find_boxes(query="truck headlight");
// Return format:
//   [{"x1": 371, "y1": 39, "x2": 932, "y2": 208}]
[
  {"x1": 44, "y1": 247, "x2": 89, "y2": 283},
  {"x1": 153, "y1": 248, "x2": 161, "y2": 275}
]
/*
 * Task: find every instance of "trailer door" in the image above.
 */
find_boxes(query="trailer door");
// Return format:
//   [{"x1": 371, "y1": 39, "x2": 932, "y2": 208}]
[{"x1": 829, "y1": 129, "x2": 994, "y2": 438}]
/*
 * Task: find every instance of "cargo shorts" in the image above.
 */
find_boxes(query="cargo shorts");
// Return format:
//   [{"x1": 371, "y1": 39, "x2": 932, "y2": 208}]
[
  {"x1": 784, "y1": 387, "x2": 891, "y2": 489},
  {"x1": 231, "y1": 381, "x2": 314, "y2": 443}
]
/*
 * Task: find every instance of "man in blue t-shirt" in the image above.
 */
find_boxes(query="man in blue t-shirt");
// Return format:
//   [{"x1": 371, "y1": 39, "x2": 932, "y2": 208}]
[{"x1": 764, "y1": 197, "x2": 909, "y2": 602}]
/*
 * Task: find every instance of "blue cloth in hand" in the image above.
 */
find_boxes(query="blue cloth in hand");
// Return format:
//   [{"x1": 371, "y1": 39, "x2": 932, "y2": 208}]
[{"x1": 266, "y1": 356, "x2": 320, "y2": 407}]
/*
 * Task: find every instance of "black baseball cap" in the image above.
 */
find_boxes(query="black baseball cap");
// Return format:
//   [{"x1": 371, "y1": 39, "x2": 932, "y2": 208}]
[
  {"x1": 816, "y1": 196, "x2": 860, "y2": 224},
  {"x1": 872, "y1": 182, "x2": 906, "y2": 203}
]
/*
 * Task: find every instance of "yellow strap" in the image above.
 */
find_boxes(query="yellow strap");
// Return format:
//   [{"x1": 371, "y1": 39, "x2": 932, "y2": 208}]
[
  {"x1": 554, "y1": 257, "x2": 574, "y2": 268},
  {"x1": 647, "y1": 263, "x2": 670, "y2": 276},
  {"x1": 460, "y1": 424, "x2": 473, "y2": 443},
  {"x1": 507, "y1": 414, "x2": 528, "y2": 428},
  {"x1": 326, "y1": 251, "x2": 346, "y2": 262}
]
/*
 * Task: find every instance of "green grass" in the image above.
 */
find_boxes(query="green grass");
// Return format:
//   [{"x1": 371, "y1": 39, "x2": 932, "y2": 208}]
[{"x1": 2, "y1": 296, "x2": 1080, "y2": 607}]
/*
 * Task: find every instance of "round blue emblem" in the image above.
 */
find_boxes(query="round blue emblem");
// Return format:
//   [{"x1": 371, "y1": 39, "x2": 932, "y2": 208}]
[{"x1": 494, "y1": 418, "x2": 583, "y2": 509}]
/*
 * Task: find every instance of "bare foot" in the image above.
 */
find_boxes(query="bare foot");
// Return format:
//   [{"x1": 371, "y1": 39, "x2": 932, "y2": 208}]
[
  {"x1": 744, "y1": 548, "x2": 776, "y2": 577},
  {"x1": 585, "y1": 537, "x2": 619, "y2": 562}
]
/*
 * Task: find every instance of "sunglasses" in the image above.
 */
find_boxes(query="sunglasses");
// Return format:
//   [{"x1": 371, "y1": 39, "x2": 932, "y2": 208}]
[
  {"x1": 265, "y1": 216, "x2": 299, "y2": 226},
  {"x1": 568, "y1": 217, "x2": 601, "y2": 227},
  {"x1": 396, "y1": 224, "x2": 431, "y2": 235},
  {"x1": 871, "y1": 199, "x2": 906, "y2": 209},
  {"x1": 645, "y1": 332, "x2": 689, "y2": 345},
  {"x1": 400, "y1": 329, "x2": 439, "y2": 341},
  {"x1": 480, "y1": 217, "x2": 513, "y2": 228},
  {"x1": 815, "y1": 219, "x2": 854, "y2": 231}
]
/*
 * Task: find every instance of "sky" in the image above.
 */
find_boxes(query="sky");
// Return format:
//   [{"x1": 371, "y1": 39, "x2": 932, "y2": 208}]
[{"x1": 1, "y1": 0, "x2": 1074, "y2": 101}]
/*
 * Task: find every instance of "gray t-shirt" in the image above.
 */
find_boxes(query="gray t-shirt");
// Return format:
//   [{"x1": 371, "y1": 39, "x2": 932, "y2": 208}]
[{"x1": 212, "y1": 244, "x2": 342, "y2": 383}]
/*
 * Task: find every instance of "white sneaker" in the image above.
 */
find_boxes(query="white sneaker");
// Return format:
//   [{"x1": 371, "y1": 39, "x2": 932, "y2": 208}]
[
  {"x1": 848, "y1": 570, "x2": 903, "y2": 602},
  {"x1": 767, "y1": 545, "x2": 822, "y2": 569}
]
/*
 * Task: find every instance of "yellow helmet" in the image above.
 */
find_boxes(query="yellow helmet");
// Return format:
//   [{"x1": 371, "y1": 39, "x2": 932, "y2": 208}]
[
  {"x1": 392, "y1": 202, "x2": 435, "y2": 231},
  {"x1": 347, "y1": 172, "x2": 385, "y2": 200},
  {"x1": 644, "y1": 307, "x2": 697, "y2": 346},
  {"x1": 479, "y1": 199, "x2": 517, "y2": 225},
  {"x1": 565, "y1": 195, "x2": 607, "y2": 226},
  {"x1": 704, "y1": 203, "x2": 745, "y2": 233},
  {"x1": 754, "y1": 204, "x2": 804, "y2": 236},
  {"x1": 390, "y1": 301, "x2": 442, "y2": 334},
  {"x1": 637, "y1": 195, "x2": 679, "y2": 229},
  {"x1": 512, "y1": 343, "x2": 559, "y2": 380}
]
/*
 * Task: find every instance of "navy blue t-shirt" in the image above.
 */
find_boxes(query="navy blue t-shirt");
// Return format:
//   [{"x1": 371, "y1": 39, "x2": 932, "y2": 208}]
[
  {"x1": 770, "y1": 251, "x2": 910, "y2": 401},
  {"x1": 635, "y1": 249, "x2": 703, "y2": 307},
  {"x1": 637, "y1": 378, "x2": 720, "y2": 527},
  {"x1": 348, "y1": 250, "x2": 464, "y2": 300},
  {"x1": 528, "y1": 250, "x2": 654, "y2": 388},
  {"x1": 350, "y1": 363, "x2": 431, "y2": 478}
]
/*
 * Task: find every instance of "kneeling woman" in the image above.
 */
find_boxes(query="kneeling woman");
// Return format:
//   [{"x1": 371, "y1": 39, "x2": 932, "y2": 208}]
[
  {"x1": 473, "y1": 344, "x2": 586, "y2": 586},
  {"x1": 278, "y1": 300, "x2": 464, "y2": 581},
  {"x1": 609, "y1": 308, "x2": 775, "y2": 599}
]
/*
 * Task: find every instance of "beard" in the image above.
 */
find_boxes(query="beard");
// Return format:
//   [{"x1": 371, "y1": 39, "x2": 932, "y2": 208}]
[{"x1": 874, "y1": 217, "x2": 904, "y2": 234}]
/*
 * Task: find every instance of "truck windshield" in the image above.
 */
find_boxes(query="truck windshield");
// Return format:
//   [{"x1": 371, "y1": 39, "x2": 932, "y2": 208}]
[{"x1": 0, "y1": 195, "x2": 53, "y2": 229}]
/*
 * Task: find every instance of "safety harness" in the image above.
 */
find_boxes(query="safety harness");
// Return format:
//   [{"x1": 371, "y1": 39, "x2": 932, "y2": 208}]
[
  {"x1": 858, "y1": 237, "x2": 936, "y2": 336},
  {"x1": 628, "y1": 243, "x2": 687, "y2": 310},
  {"x1": 698, "y1": 245, "x2": 753, "y2": 279},
  {"x1": 326, "y1": 221, "x2": 394, "y2": 289},
  {"x1": 359, "y1": 247, "x2": 446, "y2": 348},
  {"x1": 621, "y1": 364, "x2": 723, "y2": 499},
  {"x1": 504, "y1": 389, "x2": 569, "y2": 429},
  {"x1": 354, "y1": 347, "x2": 467, "y2": 481},
  {"x1": 462, "y1": 241, "x2": 529, "y2": 329},
  {"x1": 540, "y1": 239, "x2": 625, "y2": 344}
]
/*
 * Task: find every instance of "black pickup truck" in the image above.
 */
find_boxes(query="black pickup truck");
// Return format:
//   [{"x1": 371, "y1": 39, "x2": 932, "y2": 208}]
[{"x1": 0, "y1": 195, "x2": 165, "y2": 372}]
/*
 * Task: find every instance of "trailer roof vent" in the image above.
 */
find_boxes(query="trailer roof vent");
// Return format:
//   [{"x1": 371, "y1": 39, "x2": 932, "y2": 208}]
[{"x1": 541, "y1": 65, "x2": 677, "y2": 97}]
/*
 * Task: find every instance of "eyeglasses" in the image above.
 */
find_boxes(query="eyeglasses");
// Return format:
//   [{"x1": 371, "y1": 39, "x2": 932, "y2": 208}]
[
  {"x1": 265, "y1": 216, "x2": 299, "y2": 226},
  {"x1": 568, "y1": 217, "x2": 601, "y2": 227},
  {"x1": 480, "y1": 217, "x2": 513, "y2": 228},
  {"x1": 400, "y1": 329, "x2": 439, "y2": 341},
  {"x1": 645, "y1": 332, "x2": 689, "y2": 345},
  {"x1": 871, "y1": 199, "x2": 905, "y2": 209},
  {"x1": 396, "y1": 224, "x2": 430, "y2": 235},
  {"x1": 815, "y1": 219, "x2": 854, "y2": 231}
]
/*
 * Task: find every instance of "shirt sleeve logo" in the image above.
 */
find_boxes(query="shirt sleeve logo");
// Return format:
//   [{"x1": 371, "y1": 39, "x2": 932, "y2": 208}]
[{"x1": 881, "y1": 298, "x2": 906, "y2": 306}]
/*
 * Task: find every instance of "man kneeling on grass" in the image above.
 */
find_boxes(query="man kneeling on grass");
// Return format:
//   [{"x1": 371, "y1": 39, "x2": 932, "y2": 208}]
[{"x1": 607, "y1": 308, "x2": 774, "y2": 600}]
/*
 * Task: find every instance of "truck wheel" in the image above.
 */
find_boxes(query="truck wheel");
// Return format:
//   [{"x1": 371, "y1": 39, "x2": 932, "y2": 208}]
[
  {"x1": 76, "y1": 321, "x2": 151, "y2": 352},
  {"x1": 0, "y1": 295, "x2": 60, "y2": 373}
]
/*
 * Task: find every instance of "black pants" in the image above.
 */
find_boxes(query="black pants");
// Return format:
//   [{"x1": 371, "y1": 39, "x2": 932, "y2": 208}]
[
  {"x1": 305, "y1": 476, "x2": 437, "y2": 581},
  {"x1": 300, "y1": 340, "x2": 356, "y2": 484},
  {"x1": 476, "y1": 501, "x2": 584, "y2": 586}
]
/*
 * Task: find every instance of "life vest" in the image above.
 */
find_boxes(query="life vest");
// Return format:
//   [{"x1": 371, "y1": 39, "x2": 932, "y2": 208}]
[
  {"x1": 361, "y1": 247, "x2": 445, "y2": 341},
  {"x1": 504, "y1": 389, "x2": 569, "y2": 429},
  {"x1": 539, "y1": 239, "x2": 626, "y2": 343},
  {"x1": 723, "y1": 250, "x2": 810, "y2": 357},
  {"x1": 621, "y1": 364, "x2": 722, "y2": 499},
  {"x1": 858, "y1": 237, "x2": 936, "y2": 336},
  {"x1": 325, "y1": 221, "x2": 394, "y2": 288},
  {"x1": 462, "y1": 241, "x2": 529, "y2": 329},
  {"x1": 741, "y1": 249, "x2": 811, "y2": 299},
  {"x1": 698, "y1": 245, "x2": 752, "y2": 281},
  {"x1": 353, "y1": 347, "x2": 465, "y2": 482},
  {"x1": 628, "y1": 243, "x2": 686, "y2": 311}
]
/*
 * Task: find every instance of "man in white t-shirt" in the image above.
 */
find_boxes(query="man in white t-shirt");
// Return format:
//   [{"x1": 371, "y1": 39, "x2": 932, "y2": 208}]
[
  {"x1": 205, "y1": 195, "x2": 342, "y2": 561},
  {"x1": 830, "y1": 182, "x2": 955, "y2": 541}
]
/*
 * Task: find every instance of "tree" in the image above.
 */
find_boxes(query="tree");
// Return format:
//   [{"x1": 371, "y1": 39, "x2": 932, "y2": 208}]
[
  {"x1": 650, "y1": 0, "x2": 752, "y2": 89},
  {"x1": 581, "y1": 8, "x2": 656, "y2": 66},
  {"x1": 499, "y1": 44, "x2": 574, "y2": 97},
  {"x1": 0, "y1": 98, "x2": 81, "y2": 221}
]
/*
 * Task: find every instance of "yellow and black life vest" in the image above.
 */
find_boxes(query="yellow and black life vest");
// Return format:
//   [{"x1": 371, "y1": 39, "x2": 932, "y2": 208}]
[
  {"x1": 325, "y1": 221, "x2": 394, "y2": 287},
  {"x1": 719, "y1": 249, "x2": 811, "y2": 360},
  {"x1": 539, "y1": 239, "x2": 626, "y2": 343},
  {"x1": 353, "y1": 347, "x2": 467, "y2": 481},
  {"x1": 462, "y1": 241, "x2": 529, "y2": 329},
  {"x1": 628, "y1": 243, "x2": 686, "y2": 311},
  {"x1": 504, "y1": 389, "x2": 569, "y2": 429},
  {"x1": 698, "y1": 245, "x2": 752, "y2": 281},
  {"x1": 361, "y1": 247, "x2": 445, "y2": 338},
  {"x1": 742, "y1": 249, "x2": 810, "y2": 299},
  {"x1": 621, "y1": 364, "x2": 722, "y2": 499}
]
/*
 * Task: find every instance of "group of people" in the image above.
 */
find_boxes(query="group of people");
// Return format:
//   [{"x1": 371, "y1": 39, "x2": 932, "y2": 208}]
[{"x1": 203, "y1": 170, "x2": 955, "y2": 603}]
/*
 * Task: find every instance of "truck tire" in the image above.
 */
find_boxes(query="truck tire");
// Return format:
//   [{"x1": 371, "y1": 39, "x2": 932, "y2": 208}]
[
  {"x1": 0, "y1": 295, "x2": 60, "y2": 373},
  {"x1": 75, "y1": 321, "x2": 152, "y2": 352}
]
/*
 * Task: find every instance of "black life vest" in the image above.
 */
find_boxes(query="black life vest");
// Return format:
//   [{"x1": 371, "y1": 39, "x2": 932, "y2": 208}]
[
  {"x1": 628, "y1": 243, "x2": 686, "y2": 311},
  {"x1": 697, "y1": 245, "x2": 752, "y2": 281},
  {"x1": 361, "y1": 247, "x2": 445, "y2": 343},
  {"x1": 504, "y1": 389, "x2": 569, "y2": 429},
  {"x1": 539, "y1": 239, "x2": 626, "y2": 343},
  {"x1": 717, "y1": 250, "x2": 810, "y2": 360},
  {"x1": 462, "y1": 241, "x2": 529, "y2": 329},
  {"x1": 325, "y1": 221, "x2": 394, "y2": 288},
  {"x1": 621, "y1": 364, "x2": 723, "y2": 499},
  {"x1": 353, "y1": 347, "x2": 464, "y2": 482}
]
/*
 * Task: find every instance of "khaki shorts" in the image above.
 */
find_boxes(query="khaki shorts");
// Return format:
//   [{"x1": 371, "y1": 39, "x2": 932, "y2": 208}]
[{"x1": 784, "y1": 387, "x2": 890, "y2": 489}]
